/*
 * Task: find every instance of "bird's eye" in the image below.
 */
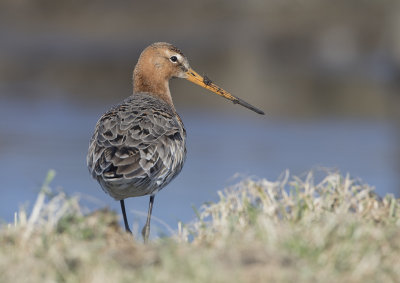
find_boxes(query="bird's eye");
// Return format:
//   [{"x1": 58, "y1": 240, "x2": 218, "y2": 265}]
[{"x1": 169, "y1": 56, "x2": 178, "y2": 63}]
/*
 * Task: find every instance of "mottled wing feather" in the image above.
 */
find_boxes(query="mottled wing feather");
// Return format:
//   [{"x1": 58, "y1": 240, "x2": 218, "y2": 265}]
[{"x1": 87, "y1": 93, "x2": 186, "y2": 200}]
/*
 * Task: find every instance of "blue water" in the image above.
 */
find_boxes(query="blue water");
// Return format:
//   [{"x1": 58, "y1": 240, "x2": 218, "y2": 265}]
[{"x1": 0, "y1": 99, "x2": 398, "y2": 237}]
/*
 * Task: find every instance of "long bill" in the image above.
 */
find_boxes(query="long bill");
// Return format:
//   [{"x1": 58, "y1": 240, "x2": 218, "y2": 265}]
[{"x1": 185, "y1": 68, "x2": 265, "y2": 115}]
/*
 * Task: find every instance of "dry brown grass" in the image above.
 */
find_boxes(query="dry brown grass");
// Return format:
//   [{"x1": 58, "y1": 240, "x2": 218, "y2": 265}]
[{"x1": 1, "y1": 170, "x2": 399, "y2": 282}]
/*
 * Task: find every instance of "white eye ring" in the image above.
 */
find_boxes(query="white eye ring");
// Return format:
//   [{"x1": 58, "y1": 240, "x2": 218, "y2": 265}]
[{"x1": 169, "y1": 56, "x2": 178, "y2": 63}]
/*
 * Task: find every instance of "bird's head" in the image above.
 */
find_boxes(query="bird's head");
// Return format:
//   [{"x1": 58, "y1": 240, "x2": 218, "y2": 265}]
[{"x1": 134, "y1": 42, "x2": 264, "y2": 115}]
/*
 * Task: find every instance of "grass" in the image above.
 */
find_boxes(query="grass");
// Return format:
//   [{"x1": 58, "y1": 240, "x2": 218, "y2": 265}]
[{"x1": 1, "y1": 170, "x2": 399, "y2": 283}]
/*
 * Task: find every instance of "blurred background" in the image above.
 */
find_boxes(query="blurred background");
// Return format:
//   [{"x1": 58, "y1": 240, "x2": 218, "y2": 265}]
[{"x1": 1, "y1": 0, "x2": 399, "y2": 235}]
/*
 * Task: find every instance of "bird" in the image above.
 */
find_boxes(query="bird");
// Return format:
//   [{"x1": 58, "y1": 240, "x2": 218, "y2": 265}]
[{"x1": 87, "y1": 42, "x2": 264, "y2": 243}]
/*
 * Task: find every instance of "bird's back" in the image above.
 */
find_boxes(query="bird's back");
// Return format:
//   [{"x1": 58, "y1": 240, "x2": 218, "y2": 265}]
[{"x1": 87, "y1": 93, "x2": 186, "y2": 200}]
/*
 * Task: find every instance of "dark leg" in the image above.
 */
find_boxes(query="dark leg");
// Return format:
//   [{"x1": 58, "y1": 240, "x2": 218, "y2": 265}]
[
  {"x1": 141, "y1": 195, "x2": 155, "y2": 243},
  {"x1": 120, "y1": 199, "x2": 132, "y2": 234}
]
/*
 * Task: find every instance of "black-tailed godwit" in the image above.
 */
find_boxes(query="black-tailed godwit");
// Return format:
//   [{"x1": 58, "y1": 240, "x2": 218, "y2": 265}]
[{"x1": 87, "y1": 42, "x2": 264, "y2": 242}]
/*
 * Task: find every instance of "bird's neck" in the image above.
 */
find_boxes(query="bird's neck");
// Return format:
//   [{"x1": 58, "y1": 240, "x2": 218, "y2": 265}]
[{"x1": 133, "y1": 68, "x2": 175, "y2": 109}]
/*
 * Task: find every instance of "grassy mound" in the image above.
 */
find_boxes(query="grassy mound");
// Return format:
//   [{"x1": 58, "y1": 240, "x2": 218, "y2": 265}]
[{"x1": 1, "y1": 170, "x2": 399, "y2": 282}]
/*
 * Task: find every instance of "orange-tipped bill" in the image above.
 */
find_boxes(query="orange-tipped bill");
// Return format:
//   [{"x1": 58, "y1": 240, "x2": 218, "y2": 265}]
[{"x1": 185, "y1": 68, "x2": 265, "y2": 115}]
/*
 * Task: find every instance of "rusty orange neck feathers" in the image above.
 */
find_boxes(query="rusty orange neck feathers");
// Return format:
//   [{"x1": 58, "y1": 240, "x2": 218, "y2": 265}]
[{"x1": 133, "y1": 46, "x2": 174, "y2": 108}]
